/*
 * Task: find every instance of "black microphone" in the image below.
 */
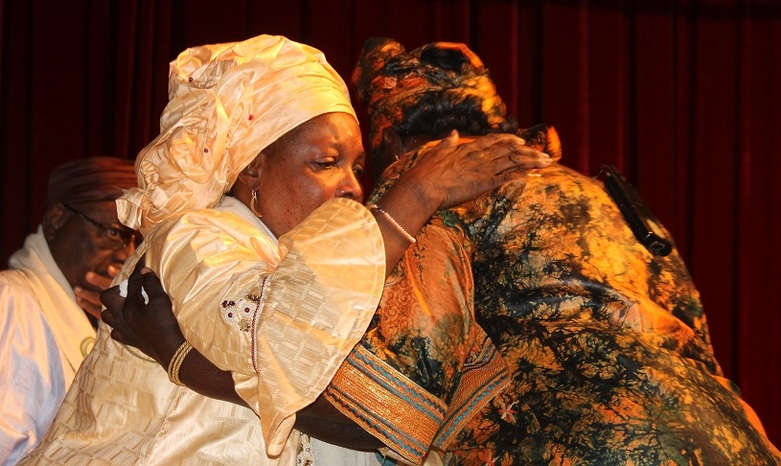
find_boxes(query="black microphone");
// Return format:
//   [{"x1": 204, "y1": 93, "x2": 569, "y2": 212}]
[{"x1": 602, "y1": 165, "x2": 673, "y2": 257}]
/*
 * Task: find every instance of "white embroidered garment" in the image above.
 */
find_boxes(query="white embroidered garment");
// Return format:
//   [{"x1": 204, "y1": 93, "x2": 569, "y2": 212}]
[
  {"x1": 21, "y1": 196, "x2": 384, "y2": 465},
  {"x1": 0, "y1": 227, "x2": 95, "y2": 465}
]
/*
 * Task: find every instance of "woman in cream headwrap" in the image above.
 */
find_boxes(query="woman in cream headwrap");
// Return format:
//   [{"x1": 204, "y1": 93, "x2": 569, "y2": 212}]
[{"x1": 20, "y1": 34, "x2": 550, "y2": 465}]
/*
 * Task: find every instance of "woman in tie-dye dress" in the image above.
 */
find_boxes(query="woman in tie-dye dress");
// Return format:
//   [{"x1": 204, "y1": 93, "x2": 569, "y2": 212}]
[{"x1": 323, "y1": 37, "x2": 781, "y2": 465}]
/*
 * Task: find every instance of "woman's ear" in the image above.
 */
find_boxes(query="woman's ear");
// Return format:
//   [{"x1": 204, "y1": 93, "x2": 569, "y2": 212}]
[
  {"x1": 381, "y1": 127, "x2": 404, "y2": 157},
  {"x1": 41, "y1": 203, "x2": 69, "y2": 241},
  {"x1": 236, "y1": 152, "x2": 266, "y2": 190}
]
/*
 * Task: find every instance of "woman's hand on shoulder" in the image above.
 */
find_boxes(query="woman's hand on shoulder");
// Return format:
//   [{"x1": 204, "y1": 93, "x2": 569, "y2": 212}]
[
  {"x1": 100, "y1": 258, "x2": 184, "y2": 367},
  {"x1": 398, "y1": 130, "x2": 552, "y2": 210}
]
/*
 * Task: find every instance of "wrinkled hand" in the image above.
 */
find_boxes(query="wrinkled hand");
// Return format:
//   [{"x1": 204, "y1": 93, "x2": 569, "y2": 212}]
[
  {"x1": 404, "y1": 131, "x2": 552, "y2": 210},
  {"x1": 100, "y1": 257, "x2": 183, "y2": 366},
  {"x1": 75, "y1": 265, "x2": 121, "y2": 320}
]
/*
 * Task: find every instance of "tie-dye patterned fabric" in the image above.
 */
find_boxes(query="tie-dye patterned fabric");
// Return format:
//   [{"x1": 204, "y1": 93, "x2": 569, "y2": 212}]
[
  {"x1": 442, "y1": 159, "x2": 780, "y2": 465},
  {"x1": 324, "y1": 206, "x2": 510, "y2": 464},
  {"x1": 352, "y1": 37, "x2": 511, "y2": 160},
  {"x1": 330, "y1": 124, "x2": 780, "y2": 465}
]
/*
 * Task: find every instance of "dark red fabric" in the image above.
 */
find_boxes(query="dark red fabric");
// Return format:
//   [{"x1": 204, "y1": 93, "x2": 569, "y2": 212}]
[{"x1": 1, "y1": 0, "x2": 779, "y2": 448}]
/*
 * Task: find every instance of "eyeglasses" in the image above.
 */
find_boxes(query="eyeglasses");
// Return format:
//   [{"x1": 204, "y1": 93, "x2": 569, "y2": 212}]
[{"x1": 63, "y1": 204, "x2": 138, "y2": 250}]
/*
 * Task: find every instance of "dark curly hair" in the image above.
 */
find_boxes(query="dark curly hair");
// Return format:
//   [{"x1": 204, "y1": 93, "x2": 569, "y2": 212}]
[{"x1": 393, "y1": 92, "x2": 518, "y2": 140}]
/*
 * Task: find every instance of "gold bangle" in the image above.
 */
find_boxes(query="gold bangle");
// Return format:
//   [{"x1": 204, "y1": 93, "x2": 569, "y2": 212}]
[
  {"x1": 167, "y1": 340, "x2": 193, "y2": 386},
  {"x1": 368, "y1": 204, "x2": 416, "y2": 244}
]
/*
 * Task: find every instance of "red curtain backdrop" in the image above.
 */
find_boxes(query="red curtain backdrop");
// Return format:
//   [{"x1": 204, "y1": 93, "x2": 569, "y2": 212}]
[{"x1": 2, "y1": 0, "x2": 779, "y2": 448}]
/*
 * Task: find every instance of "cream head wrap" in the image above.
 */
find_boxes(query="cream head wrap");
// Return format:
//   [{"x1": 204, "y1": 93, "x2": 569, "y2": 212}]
[{"x1": 118, "y1": 34, "x2": 356, "y2": 235}]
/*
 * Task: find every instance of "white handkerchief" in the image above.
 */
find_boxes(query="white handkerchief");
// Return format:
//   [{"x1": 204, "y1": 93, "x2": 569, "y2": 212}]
[{"x1": 118, "y1": 279, "x2": 150, "y2": 304}]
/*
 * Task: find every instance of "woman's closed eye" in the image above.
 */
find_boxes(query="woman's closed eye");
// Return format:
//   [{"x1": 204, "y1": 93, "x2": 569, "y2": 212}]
[{"x1": 314, "y1": 157, "x2": 338, "y2": 169}]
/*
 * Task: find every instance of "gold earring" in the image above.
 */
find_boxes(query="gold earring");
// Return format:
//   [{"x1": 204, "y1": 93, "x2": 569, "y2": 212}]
[{"x1": 251, "y1": 190, "x2": 262, "y2": 218}]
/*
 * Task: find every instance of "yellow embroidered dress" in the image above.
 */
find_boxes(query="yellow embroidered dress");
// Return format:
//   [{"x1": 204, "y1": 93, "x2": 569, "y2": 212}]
[{"x1": 20, "y1": 196, "x2": 385, "y2": 465}]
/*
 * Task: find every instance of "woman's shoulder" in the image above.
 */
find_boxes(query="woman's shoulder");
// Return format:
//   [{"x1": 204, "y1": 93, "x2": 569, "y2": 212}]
[
  {"x1": 141, "y1": 197, "x2": 277, "y2": 262},
  {"x1": 160, "y1": 196, "x2": 269, "y2": 236}
]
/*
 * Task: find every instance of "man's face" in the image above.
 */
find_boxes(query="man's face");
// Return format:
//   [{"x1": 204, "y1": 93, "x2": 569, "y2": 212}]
[{"x1": 46, "y1": 199, "x2": 137, "y2": 293}]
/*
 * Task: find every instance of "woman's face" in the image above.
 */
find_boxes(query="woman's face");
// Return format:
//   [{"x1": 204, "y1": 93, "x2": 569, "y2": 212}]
[{"x1": 255, "y1": 112, "x2": 365, "y2": 237}]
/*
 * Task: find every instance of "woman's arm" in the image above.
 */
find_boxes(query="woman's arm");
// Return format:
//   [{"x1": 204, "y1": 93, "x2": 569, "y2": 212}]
[
  {"x1": 101, "y1": 260, "x2": 243, "y2": 405},
  {"x1": 101, "y1": 262, "x2": 382, "y2": 449},
  {"x1": 370, "y1": 131, "x2": 551, "y2": 276}
]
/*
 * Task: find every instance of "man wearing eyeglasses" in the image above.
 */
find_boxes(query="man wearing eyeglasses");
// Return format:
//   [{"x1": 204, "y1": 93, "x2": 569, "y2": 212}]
[{"x1": 0, "y1": 157, "x2": 138, "y2": 465}]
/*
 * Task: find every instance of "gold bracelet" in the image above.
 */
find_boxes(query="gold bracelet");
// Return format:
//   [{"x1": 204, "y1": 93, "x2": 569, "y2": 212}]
[
  {"x1": 167, "y1": 340, "x2": 193, "y2": 386},
  {"x1": 368, "y1": 204, "x2": 416, "y2": 244}
]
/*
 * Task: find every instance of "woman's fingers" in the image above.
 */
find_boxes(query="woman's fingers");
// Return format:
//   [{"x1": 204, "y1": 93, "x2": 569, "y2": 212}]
[
  {"x1": 433, "y1": 129, "x2": 459, "y2": 149},
  {"x1": 387, "y1": 132, "x2": 553, "y2": 218},
  {"x1": 126, "y1": 260, "x2": 145, "y2": 304},
  {"x1": 429, "y1": 134, "x2": 550, "y2": 209},
  {"x1": 500, "y1": 147, "x2": 553, "y2": 173},
  {"x1": 100, "y1": 285, "x2": 122, "y2": 324},
  {"x1": 433, "y1": 133, "x2": 551, "y2": 174},
  {"x1": 100, "y1": 309, "x2": 114, "y2": 328},
  {"x1": 140, "y1": 268, "x2": 169, "y2": 305},
  {"x1": 110, "y1": 328, "x2": 127, "y2": 345},
  {"x1": 101, "y1": 290, "x2": 131, "y2": 343}
]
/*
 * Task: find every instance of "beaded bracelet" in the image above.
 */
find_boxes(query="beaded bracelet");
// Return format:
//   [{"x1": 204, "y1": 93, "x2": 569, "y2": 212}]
[
  {"x1": 167, "y1": 340, "x2": 193, "y2": 386},
  {"x1": 368, "y1": 204, "x2": 416, "y2": 244}
]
